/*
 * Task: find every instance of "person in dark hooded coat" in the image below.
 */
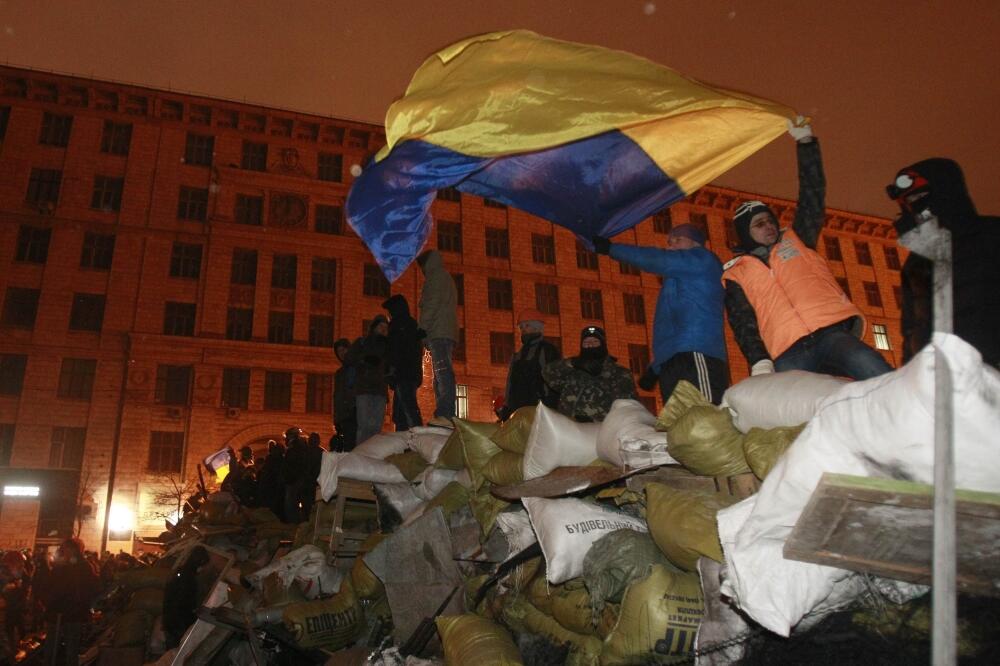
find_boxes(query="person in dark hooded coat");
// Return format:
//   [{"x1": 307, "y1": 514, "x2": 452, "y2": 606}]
[
  {"x1": 382, "y1": 294, "x2": 425, "y2": 431},
  {"x1": 344, "y1": 316, "x2": 390, "y2": 444},
  {"x1": 887, "y1": 158, "x2": 1000, "y2": 368}
]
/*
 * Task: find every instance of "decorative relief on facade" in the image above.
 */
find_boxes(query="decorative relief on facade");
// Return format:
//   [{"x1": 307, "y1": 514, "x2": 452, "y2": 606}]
[
  {"x1": 268, "y1": 192, "x2": 309, "y2": 230},
  {"x1": 270, "y1": 288, "x2": 296, "y2": 309},
  {"x1": 310, "y1": 292, "x2": 334, "y2": 311},
  {"x1": 270, "y1": 148, "x2": 312, "y2": 177},
  {"x1": 228, "y1": 284, "x2": 255, "y2": 307}
]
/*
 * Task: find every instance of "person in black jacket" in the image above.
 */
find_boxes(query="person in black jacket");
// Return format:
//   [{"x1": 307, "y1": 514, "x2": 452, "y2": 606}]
[
  {"x1": 332, "y1": 338, "x2": 357, "y2": 451},
  {"x1": 345, "y1": 316, "x2": 390, "y2": 445},
  {"x1": 382, "y1": 294, "x2": 425, "y2": 431},
  {"x1": 281, "y1": 427, "x2": 308, "y2": 523},
  {"x1": 162, "y1": 545, "x2": 210, "y2": 649},
  {"x1": 40, "y1": 538, "x2": 100, "y2": 666},
  {"x1": 301, "y1": 432, "x2": 325, "y2": 518},
  {"x1": 887, "y1": 158, "x2": 1000, "y2": 368},
  {"x1": 256, "y1": 439, "x2": 285, "y2": 521},
  {"x1": 499, "y1": 309, "x2": 561, "y2": 421}
]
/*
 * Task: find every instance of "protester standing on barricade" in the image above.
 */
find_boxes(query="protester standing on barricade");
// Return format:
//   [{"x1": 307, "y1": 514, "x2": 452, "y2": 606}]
[
  {"x1": 886, "y1": 158, "x2": 1000, "y2": 368},
  {"x1": 345, "y1": 315, "x2": 391, "y2": 443},
  {"x1": 382, "y1": 294, "x2": 425, "y2": 431},
  {"x1": 542, "y1": 325, "x2": 637, "y2": 422},
  {"x1": 723, "y1": 118, "x2": 892, "y2": 380},
  {"x1": 416, "y1": 249, "x2": 459, "y2": 427},
  {"x1": 594, "y1": 223, "x2": 729, "y2": 404},
  {"x1": 256, "y1": 439, "x2": 285, "y2": 521},
  {"x1": 39, "y1": 537, "x2": 100, "y2": 666},
  {"x1": 499, "y1": 309, "x2": 561, "y2": 421},
  {"x1": 332, "y1": 338, "x2": 357, "y2": 451}
]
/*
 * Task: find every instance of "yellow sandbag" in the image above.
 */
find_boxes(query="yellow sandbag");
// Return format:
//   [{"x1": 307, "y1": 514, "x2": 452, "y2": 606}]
[
  {"x1": 115, "y1": 566, "x2": 171, "y2": 592},
  {"x1": 742, "y1": 424, "x2": 805, "y2": 480},
  {"x1": 645, "y1": 482, "x2": 739, "y2": 571},
  {"x1": 666, "y1": 405, "x2": 750, "y2": 476},
  {"x1": 550, "y1": 582, "x2": 596, "y2": 636},
  {"x1": 526, "y1": 574, "x2": 553, "y2": 615},
  {"x1": 436, "y1": 613, "x2": 524, "y2": 666},
  {"x1": 435, "y1": 428, "x2": 466, "y2": 470},
  {"x1": 492, "y1": 406, "x2": 536, "y2": 453},
  {"x1": 481, "y1": 450, "x2": 525, "y2": 486},
  {"x1": 508, "y1": 556, "x2": 542, "y2": 595},
  {"x1": 469, "y1": 486, "x2": 509, "y2": 537},
  {"x1": 127, "y1": 587, "x2": 164, "y2": 615},
  {"x1": 282, "y1": 577, "x2": 364, "y2": 651},
  {"x1": 656, "y1": 380, "x2": 708, "y2": 431},
  {"x1": 426, "y1": 481, "x2": 471, "y2": 518},
  {"x1": 601, "y1": 564, "x2": 703, "y2": 665},
  {"x1": 596, "y1": 603, "x2": 619, "y2": 640},
  {"x1": 386, "y1": 450, "x2": 430, "y2": 480},
  {"x1": 457, "y1": 419, "x2": 502, "y2": 489},
  {"x1": 112, "y1": 609, "x2": 151, "y2": 647},
  {"x1": 351, "y1": 533, "x2": 388, "y2": 601},
  {"x1": 465, "y1": 574, "x2": 494, "y2": 617},
  {"x1": 502, "y1": 597, "x2": 601, "y2": 664}
]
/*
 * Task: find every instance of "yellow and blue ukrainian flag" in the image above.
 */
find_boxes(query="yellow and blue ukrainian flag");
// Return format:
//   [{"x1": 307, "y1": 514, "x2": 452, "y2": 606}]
[{"x1": 347, "y1": 30, "x2": 796, "y2": 281}]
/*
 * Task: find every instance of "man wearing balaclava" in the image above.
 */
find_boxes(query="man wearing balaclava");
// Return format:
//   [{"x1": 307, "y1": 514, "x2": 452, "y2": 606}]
[
  {"x1": 887, "y1": 159, "x2": 1000, "y2": 368},
  {"x1": 722, "y1": 118, "x2": 892, "y2": 380},
  {"x1": 542, "y1": 325, "x2": 636, "y2": 422},
  {"x1": 500, "y1": 309, "x2": 562, "y2": 420}
]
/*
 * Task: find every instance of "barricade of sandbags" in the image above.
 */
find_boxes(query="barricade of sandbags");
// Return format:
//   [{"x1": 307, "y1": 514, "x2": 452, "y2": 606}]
[
  {"x1": 721, "y1": 370, "x2": 847, "y2": 433},
  {"x1": 597, "y1": 399, "x2": 674, "y2": 467},
  {"x1": 523, "y1": 404, "x2": 601, "y2": 479}
]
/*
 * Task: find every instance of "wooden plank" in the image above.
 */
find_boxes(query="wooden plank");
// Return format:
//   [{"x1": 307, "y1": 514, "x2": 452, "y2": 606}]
[
  {"x1": 784, "y1": 473, "x2": 1000, "y2": 597},
  {"x1": 490, "y1": 465, "x2": 657, "y2": 501}
]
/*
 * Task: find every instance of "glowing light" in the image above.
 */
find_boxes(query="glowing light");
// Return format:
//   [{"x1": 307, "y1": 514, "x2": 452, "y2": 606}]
[
  {"x1": 3, "y1": 486, "x2": 39, "y2": 497},
  {"x1": 109, "y1": 504, "x2": 135, "y2": 533}
]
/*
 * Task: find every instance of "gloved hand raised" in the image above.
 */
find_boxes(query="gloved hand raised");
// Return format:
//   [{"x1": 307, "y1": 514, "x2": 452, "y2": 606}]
[
  {"x1": 750, "y1": 359, "x2": 775, "y2": 376},
  {"x1": 787, "y1": 115, "x2": 813, "y2": 142},
  {"x1": 592, "y1": 236, "x2": 611, "y2": 255}
]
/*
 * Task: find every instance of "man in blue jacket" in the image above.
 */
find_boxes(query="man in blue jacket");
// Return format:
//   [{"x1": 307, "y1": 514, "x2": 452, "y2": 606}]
[{"x1": 593, "y1": 223, "x2": 729, "y2": 404}]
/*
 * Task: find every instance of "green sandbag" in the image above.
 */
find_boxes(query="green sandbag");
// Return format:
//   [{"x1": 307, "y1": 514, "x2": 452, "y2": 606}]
[
  {"x1": 112, "y1": 609, "x2": 151, "y2": 647},
  {"x1": 351, "y1": 533, "x2": 388, "y2": 601},
  {"x1": 666, "y1": 404, "x2": 750, "y2": 476},
  {"x1": 596, "y1": 603, "x2": 619, "y2": 640},
  {"x1": 457, "y1": 419, "x2": 502, "y2": 490},
  {"x1": 491, "y1": 406, "x2": 535, "y2": 453},
  {"x1": 481, "y1": 450, "x2": 524, "y2": 486},
  {"x1": 436, "y1": 428, "x2": 466, "y2": 470},
  {"x1": 582, "y1": 529, "x2": 675, "y2": 617},
  {"x1": 656, "y1": 380, "x2": 709, "y2": 431},
  {"x1": 437, "y1": 613, "x2": 524, "y2": 666},
  {"x1": 246, "y1": 507, "x2": 281, "y2": 524},
  {"x1": 501, "y1": 597, "x2": 601, "y2": 664},
  {"x1": 601, "y1": 564, "x2": 704, "y2": 665},
  {"x1": 282, "y1": 577, "x2": 364, "y2": 650},
  {"x1": 127, "y1": 587, "x2": 165, "y2": 615},
  {"x1": 115, "y1": 566, "x2": 172, "y2": 592},
  {"x1": 550, "y1": 581, "x2": 596, "y2": 636},
  {"x1": 644, "y1": 482, "x2": 739, "y2": 571},
  {"x1": 469, "y1": 485, "x2": 509, "y2": 537},
  {"x1": 743, "y1": 424, "x2": 805, "y2": 480},
  {"x1": 386, "y1": 451, "x2": 430, "y2": 481},
  {"x1": 426, "y1": 481, "x2": 471, "y2": 518},
  {"x1": 465, "y1": 574, "x2": 495, "y2": 617}
]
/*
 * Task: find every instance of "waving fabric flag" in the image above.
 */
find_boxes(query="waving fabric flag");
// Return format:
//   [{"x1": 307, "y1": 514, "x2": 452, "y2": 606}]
[{"x1": 347, "y1": 30, "x2": 796, "y2": 281}]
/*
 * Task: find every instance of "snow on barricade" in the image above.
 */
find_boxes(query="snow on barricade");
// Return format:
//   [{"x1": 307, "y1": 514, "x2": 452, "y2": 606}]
[
  {"x1": 718, "y1": 334, "x2": 1000, "y2": 636},
  {"x1": 597, "y1": 398, "x2": 675, "y2": 467},
  {"x1": 720, "y1": 370, "x2": 848, "y2": 433},
  {"x1": 522, "y1": 404, "x2": 601, "y2": 480}
]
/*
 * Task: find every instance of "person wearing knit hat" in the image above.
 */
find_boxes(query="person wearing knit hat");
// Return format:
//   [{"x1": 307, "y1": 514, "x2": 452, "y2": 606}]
[
  {"x1": 722, "y1": 118, "x2": 892, "y2": 380},
  {"x1": 332, "y1": 337, "x2": 357, "y2": 450},
  {"x1": 342, "y1": 315, "x2": 390, "y2": 445},
  {"x1": 592, "y1": 218, "x2": 729, "y2": 405},
  {"x1": 542, "y1": 325, "x2": 636, "y2": 422},
  {"x1": 499, "y1": 309, "x2": 562, "y2": 421}
]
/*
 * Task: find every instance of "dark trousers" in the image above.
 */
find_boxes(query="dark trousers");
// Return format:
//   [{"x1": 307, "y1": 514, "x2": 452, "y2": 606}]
[
  {"x1": 391, "y1": 381, "x2": 423, "y2": 431},
  {"x1": 658, "y1": 351, "x2": 730, "y2": 406},
  {"x1": 334, "y1": 416, "x2": 357, "y2": 451}
]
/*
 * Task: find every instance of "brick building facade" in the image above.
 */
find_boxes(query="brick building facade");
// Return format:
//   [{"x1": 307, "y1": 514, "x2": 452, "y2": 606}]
[{"x1": 0, "y1": 66, "x2": 905, "y2": 550}]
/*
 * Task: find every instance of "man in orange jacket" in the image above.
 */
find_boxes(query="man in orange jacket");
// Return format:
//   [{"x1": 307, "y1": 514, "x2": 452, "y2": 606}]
[{"x1": 723, "y1": 119, "x2": 892, "y2": 380}]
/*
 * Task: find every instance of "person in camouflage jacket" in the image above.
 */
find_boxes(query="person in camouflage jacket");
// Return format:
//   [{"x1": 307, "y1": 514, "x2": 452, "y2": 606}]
[{"x1": 542, "y1": 325, "x2": 637, "y2": 422}]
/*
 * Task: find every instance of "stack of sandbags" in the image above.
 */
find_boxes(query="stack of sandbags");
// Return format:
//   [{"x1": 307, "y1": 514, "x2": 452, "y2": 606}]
[
  {"x1": 597, "y1": 399, "x2": 674, "y2": 468},
  {"x1": 523, "y1": 404, "x2": 601, "y2": 479},
  {"x1": 720, "y1": 370, "x2": 848, "y2": 433}
]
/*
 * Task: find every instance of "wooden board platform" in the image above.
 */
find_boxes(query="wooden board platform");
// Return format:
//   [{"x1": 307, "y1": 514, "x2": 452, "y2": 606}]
[{"x1": 784, "y1": 473, "x2": 1000, "y2": 596}]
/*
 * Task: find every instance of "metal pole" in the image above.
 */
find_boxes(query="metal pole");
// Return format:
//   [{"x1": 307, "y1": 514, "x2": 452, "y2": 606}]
[{"x1": 100, "y1": 334, "x2": 131, "y2": 553}]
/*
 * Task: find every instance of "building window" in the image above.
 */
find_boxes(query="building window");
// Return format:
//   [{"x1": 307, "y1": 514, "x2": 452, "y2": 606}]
[
  {"x1": 271, "y1": 117, "x2": 292, "y2": 137},
  {"x1": 456, "y1": 384, "x2": 469, "y2": 419},
  {"x1": 484, "y1": 198, "x2": 506, "y2": 209},
  {"x1": 177, "y1": 186, "x2": 208, "y2": 221},
  {"x1": 318, "y1": 152, "x2": 343, "y2": 182},
  {"x1": 437, "y1": 221, "x2": 463, "y2": 253},
  {"x1": 688, "y1": 212, "x2": 709, "y2": 239},
  {"x1": 490, "y1": 332, "x2": 515, "y2": 365},
  {"x1": 438, "y1": 187, "x2": 461, "y2": 203},
  {"x1": 627, "y1": 344, "x2": 651, "y2": 377},
  {"x1": 90, "y1": 175, "x2": 124, "y2": 212},
  {"x1": 309, "y1": 316, "x2": 334, "y2": 347},
  {"x1": 184, "y1": 132, "x2": 214, "y2": 166},
  {"x1": 624, "y1": 293, "x2": 646, "y2": 324},
  {"x1": 230, "y1": 249, "x2": 257, "y2": 285},
  {"x1": 531, "y1": 233, "x2": 556, "y2": 264},
  {"x1": 69, "y1": 293, "x2": 105, "y2": 332},
  {"x1": 487, "y1": 278, "x2": 513, "y2": 310},
  {"x1": 39, "y1": 112, "x2": 73, "y2": 147},
  {"x1": 576, "y1": 240, "x2": 598, "y2": 270},
  {"x1": 271, "y1": 254, "x2": 297, "y2": 289},
  {"x1": 221, "y1": 368, "x2": 250, "y2": 409},
  {"x1": 872, "y1": 323, "x2": 892, "y2": 351},
  {"x1": 535, "y1": 283, "x2": 560, "y2": 315},
  {"x1": 0, "y1": 424, "x2": 12, "y2": 466},
  {"x1": 485, "y1": 227, "x2": 510, "y2": 258},
  {"x1": 884, "y1": 246, "x2": 901, "y2": 270},
  {"x1": 15, "y1": 225, "x2": 51, "y2": 263},
  {"x1": 264, "y1": 371, "x2": 292, "y2": 411},
  {"x1": 347, "y1": 129, "x2": 370, "y2": 148},
  {"x1": 163, "y1": 302, "x2": 196, "y2": 336},
  {"x1": 619, "y1": 260, "x2": 640, "y2": 276},
  {"x1": 241, "y1": 141, "x2": 268, "y2": 171},
  {"x1": 148, "y1": 431, "x2": 183, "y2": 473},
  {"x1": 155, "y1": 365, "x2": 192, "y2": 405},
  {"x1": 854, "y1": 241, "x2": 873, "y2": 266},
  {"x1": 58, "y1": 358, "x2": 96, "y2": 400},
  {"x1": 652, "y1": 209, "x2": 672, "y2": 234},
  {"x1": 306, "y1": 374, "x2": 333, "y2": 413},
  {"x1": 454, "y1": 328, "x2": 466, "y2": 362},
  {"x1": 217, "y1": 110, "x2": 238, "y2": 128},
  {"x1": 311, "y1": 258, "x2": 337, "y2": 293},
  {"x1": 893, "y1": 285, "x2": 903, "y2": 310},
  {"x1": 1, "y1": 288, "x2": 39, "y2": 329},
  {"x1": 863, "y1": 281, "x2": 883, "y2": 307},
  {"x1": 315, "y1": 204, "x2": 343, "y2": 234},
  {"x1": 836, "y1": 277, "x2": 852, "y2": 299},
  {"x1": 580, "y1": 288, "x2": 604, "y2": 320},
  {"x1": 170, "y1": 242, "x2": 203, "y2": 279},
  {"x1": 100, "y1": 120, "x2": 132, "y2": 155},
  {"x1": 190, "y1": 104, "x2": 211, "y2": 125},
  {"x1": 453, "y1": 273, "x2": 465, "y2": 306},
  {"x1": 226, "y1": 307, "x2": 253, "y2": 341},
  {"x1": 80, "y1": 232, "x2": 115, "y2": 270},
  {"x1": 363, "y1": 264, "x2": 390, "y2": 298},
  {"x1": 235, "y1": 194, "x2": 263, "y2": 226},
  {"x1": 268, "y1": 311, "x2": 294, "y2": 344},
  {"x1": 26, "y1": 168, "x2": 62, "y2": 206},
  {"x1": 49, "y1": 427, "x2": 85, "y2": 470},
  {"x1": 0, "y1": 355, "x2": 27, "y2": 395}
]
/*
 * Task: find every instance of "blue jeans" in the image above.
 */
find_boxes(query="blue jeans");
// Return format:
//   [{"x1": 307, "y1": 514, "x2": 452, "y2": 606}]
[
  {"x1": 392, "y1": 381, "x2": 423, "y2": 431},
  {"x1": 426, "y1": 338, "x2": 456, "y2": 418},
  {"x1": 775, "y1": 323, "x2": 893, "y2": 380},
  {"x1": 355, "y1": 394, "x2": 387, "y2": 445}
]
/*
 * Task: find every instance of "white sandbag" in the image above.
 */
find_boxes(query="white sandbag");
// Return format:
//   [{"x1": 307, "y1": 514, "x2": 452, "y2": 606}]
[
  {"x1": 597, "y1": 399, "x2": 675, "y2": 467},
  {"x1": 720, "y1": 370, "x2": 848, "y2": 433},
  {"x1": 352, "y1": 431, "x2": 411, "y2": 460},
  {"x1": 374, "y1": 482, "x2": 425, "y2": 522},
  {"x1": 495, "y1": 508, "x2": 537, "y2": 556},
  {"x1": 411, "y1": 466, "x2": 460, "y2": 500},
  {"x1": 522, "y1": 403, "x2": 601, "y2": 480},
  {"x1": 718, "y1": 334, "x2": 1000, "y2": 636},
  {"x1": 523, "y1": 497, "x2": 647, "y2": 585},
  {"x1": 407, "y1": 428, "x2": 451, "y2": 464},
  {"x1": 318, "y1": 451, "x2": 408, "y2": 501},
  {"x1": 246, "y1": 545, "x2": 343, "y2": 600}
]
